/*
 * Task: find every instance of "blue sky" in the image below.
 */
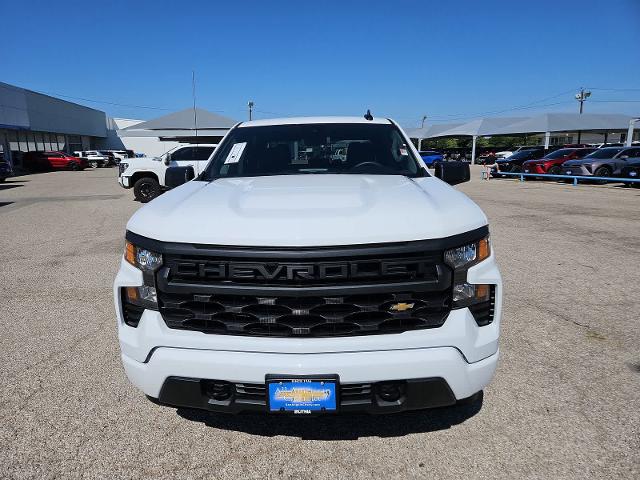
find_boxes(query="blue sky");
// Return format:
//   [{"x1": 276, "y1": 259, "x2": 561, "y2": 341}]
[{"x1": 3, "y1": 0, "x2": 639, "y2": 127}]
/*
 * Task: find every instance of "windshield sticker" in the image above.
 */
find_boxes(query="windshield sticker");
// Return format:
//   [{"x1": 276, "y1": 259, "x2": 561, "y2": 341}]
[
  {"x1": 224, "y1": 142, "x2": 247, "y2": 164},
  {"x1": 399, "y1": 148, "x2": 409, "y2": 156}
]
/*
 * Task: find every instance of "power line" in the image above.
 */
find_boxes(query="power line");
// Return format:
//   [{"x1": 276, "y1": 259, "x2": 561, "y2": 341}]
[
  {"x1": 425, "y1": 89, "x2": 577, "y2": 121},
  {"x1": 587, "y1": 87, "x2": 640, "y2": 92}
]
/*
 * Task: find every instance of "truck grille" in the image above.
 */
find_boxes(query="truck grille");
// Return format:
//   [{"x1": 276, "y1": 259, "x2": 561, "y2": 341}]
[
  {"x1": 158, "y1": 290, "x2": 451, "y2": 337},
  {"x1": 129, "y1": 231, "x2": 487, "y2": 338}
]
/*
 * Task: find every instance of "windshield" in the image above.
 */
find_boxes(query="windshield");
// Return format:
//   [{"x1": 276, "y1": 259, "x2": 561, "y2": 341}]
[
  {"x1": 202, "y1": 123, "x2": 422, "y2": 180},
  {"x1": 543, "y1": 149, "x2": 573, "y2": 159},
  {"x1": 508, "y1": 150, "x2": 542, "y2": 160},
  {"x1": 585, "y1": 148, "x2": 624, "y2": 159}
]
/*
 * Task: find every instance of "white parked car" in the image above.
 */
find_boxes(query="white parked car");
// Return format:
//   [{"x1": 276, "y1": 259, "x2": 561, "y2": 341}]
[
  {"x1": 117, "y1": 144, "x2": 217, "y2": 202},
  {"x1": 75, "y1": 150, "x2": 111, "y2": 168},
  {"x1": 114, "y1": 116, "x2": 502, "y2": 415}
]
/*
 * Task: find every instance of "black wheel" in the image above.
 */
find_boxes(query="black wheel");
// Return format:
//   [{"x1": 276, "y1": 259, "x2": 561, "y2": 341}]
[
  {"x1": 548, "y1": 165, "x2": 562, "y2": 176},
  {"x1": 510, "y1": 164, "x2": 522, "y2": 173},
  {"x1": 134, "y1": 177, "x2": 161, "y2": 203},
  {"x1": 69, "y1": 162, "x2": 80, "y2": 171},
  {"x1": 90, "y1": 160, "x2": 98, "y2": 169},
  {"x1": 593, "y1": 166, "x2": 611, "y2": 184}
]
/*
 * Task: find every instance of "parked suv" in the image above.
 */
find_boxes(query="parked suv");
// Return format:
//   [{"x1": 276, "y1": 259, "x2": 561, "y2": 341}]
[
  {"x1": 118, "y1": 144, "x2": 217, "y2": 202},
  {"x1": 0, "y1": 156, "x2": 13, "y2": 182},
  {"x1": 23, "y1": 151, "x2": 88, "y2": 171},
  {"x1": 493, "y1": 148, "x2": 545, "y2": 174},
  {"x1": 561, "y1": 146, "x2": 640, "y2": 177},
  {"x1": 522, "y1": 147, "x2": 596, "y2": 176},
  {"x1": 76, "y1": 151, "x2": 111, "y2": 168},
  {"x1": 114, "y1": 117, "x2": 502, "y2": 415},
  {"x1": 619, "y1": 157, "x2": 640, "y2": 187}
]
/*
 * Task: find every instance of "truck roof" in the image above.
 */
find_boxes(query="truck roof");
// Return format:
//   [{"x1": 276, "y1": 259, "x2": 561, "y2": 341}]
[{"x1": 239, "y1": 116, "x2": 393, "y2": 128}]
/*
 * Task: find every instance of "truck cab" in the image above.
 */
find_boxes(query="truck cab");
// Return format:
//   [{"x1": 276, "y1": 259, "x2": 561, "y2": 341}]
[{"x1": 118, "y1": 144, "x2": 217, "y2": 202}]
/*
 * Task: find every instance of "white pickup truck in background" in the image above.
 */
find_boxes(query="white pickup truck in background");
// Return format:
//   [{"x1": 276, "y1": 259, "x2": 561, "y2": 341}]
[{"x1": 118, "y1": 144, "x2": 217, "y2": 202}]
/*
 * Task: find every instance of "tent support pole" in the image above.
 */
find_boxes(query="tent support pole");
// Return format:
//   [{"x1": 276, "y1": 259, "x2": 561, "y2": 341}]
[
  {"x1": 471, "y1": 136, "x2": 477, "y2": 165},
  {"x1": 626, "y1": 119, "x2": 638, "y2": 147},
  {"x1": 544, "y1": 131, "x2": 550, "y2": 151}
]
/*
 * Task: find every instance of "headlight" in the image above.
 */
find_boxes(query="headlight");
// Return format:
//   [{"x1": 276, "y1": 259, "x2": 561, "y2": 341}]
[
  {"x1": 444, "y1": 236, "x2": 490, "y2": 269},
  {"x1": 121, "y1": 241, "x2": 161, "y2": 323},
  {"x1": 124, "y1": 241, "x2": 162, "y2": 272},
  {"x1": 445, "y1": 235, "x2": 495, "y2": 325}
]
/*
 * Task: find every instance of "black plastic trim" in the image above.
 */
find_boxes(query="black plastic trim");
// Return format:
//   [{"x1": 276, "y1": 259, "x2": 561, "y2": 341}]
[
  {"x1": 126, "y1": 226, "x2": 489, "y2": 260},
  {"x1": 156, "y1": 376, "x2": 457, "y2": 414}
]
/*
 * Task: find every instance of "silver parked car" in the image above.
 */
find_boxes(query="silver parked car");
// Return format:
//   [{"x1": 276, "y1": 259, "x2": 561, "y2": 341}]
[{"x1": 562, "y1": 146, "x2": 640, "y2": 177}]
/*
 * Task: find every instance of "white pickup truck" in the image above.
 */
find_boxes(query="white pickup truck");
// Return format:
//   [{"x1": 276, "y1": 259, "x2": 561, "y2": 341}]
[
  {"x1": 118, "y1": 144, "x2": 217, "y2": 202},
  {"x1": 114, "y1": 116, "x2": 502, "y2": 416}
]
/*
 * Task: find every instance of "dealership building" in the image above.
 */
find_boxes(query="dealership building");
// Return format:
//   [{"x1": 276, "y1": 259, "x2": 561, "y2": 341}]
[
  {"x1": 0, "y1": 82, "x2": 237, "y2": 167},
  {"x1": 0, "y1": 82, "x2": 108, "y2": 168}
]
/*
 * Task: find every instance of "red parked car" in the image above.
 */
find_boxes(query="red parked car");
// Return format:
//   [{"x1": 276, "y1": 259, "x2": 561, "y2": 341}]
[
  {"x1": 522, "y1": 148, "x2": 596, "y2": 176},
  {"x1": 23, "y1": 151, "x2": 89, "y2": 171}
]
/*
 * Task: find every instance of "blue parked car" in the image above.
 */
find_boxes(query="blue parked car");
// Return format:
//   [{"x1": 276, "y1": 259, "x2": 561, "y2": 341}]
[{"x1": 419, "y1": 150, "x2": 444, "y2": 166}]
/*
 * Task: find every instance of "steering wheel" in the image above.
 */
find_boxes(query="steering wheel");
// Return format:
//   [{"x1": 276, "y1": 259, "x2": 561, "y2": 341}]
[{"x1": 350, "y1": 161, "x2": 387, "y2": 171}]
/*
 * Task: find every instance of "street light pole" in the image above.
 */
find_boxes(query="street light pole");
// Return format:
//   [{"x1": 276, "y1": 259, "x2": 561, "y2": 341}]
[
  {"x1": 248, "y1": 101, "x2": 254, "y2": 121},
  {"x1": 421, "y1": 115, "x2": 427, "y2": 128},
  {"x1": 575, "y1": 88, "x2": 591, "y2": 143}
]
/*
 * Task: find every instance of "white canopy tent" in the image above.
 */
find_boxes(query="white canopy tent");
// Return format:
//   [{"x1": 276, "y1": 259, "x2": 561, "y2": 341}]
[
  {"x1": 488, "y1": 113, "x2": 635, "y2": 147},
  {"x1": 405, "y1": 113, "x2": 637, "y2": 164}
]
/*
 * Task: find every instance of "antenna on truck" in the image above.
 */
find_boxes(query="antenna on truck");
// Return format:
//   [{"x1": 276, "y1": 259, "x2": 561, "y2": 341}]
[{"x1": 192, "y1": 70, "x2": 198, "y2": 142}]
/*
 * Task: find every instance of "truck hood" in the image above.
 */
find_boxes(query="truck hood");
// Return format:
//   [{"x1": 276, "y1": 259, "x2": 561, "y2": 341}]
[{"x1": 127, "y1": 175, "x2": 488, "y2": 246}]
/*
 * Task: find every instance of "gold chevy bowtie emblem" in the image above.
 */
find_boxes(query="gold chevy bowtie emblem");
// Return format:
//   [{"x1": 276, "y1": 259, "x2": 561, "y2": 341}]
[{"x1": 389, "y1": 302, "x2": 415, "y2": 312}]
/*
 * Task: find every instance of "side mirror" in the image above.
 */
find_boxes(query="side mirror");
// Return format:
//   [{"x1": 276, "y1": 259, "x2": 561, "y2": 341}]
[
  {"x1": 163, "y1": 153, "x2": 172, "y2": 166},
  {"x1": 620, "y1": 155, "x2": 629, "y2": 160},
  {"x1": 434, "y1": 161, "x2": 470, "y2": 185},
  {"x1": 165, "y1": 166, "x2": 195, "y2": 189}
]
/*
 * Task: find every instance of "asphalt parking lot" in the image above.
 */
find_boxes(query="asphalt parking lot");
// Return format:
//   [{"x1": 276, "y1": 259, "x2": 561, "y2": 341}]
[{"x1": 1, "y1": 167, "x2": 639, "y2": 479}]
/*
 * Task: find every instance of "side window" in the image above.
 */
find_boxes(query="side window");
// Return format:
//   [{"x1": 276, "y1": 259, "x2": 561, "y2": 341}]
[
  {"x1": 170, "y1": 147, "x2": 193, "y2": 161},
  {"x1": 193, "y1": 147, "x2": 215, "y2": 160},
  {"x1": 626, "y1": 148, "x2": 640, "y2": 157}
]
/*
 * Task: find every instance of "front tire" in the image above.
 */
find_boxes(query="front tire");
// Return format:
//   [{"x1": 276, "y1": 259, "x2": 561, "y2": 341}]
[
  {"x1": 133, "y1": 177, "x2": 161, "y2": 203},
  {"x1": 548, "y1": 165, "x2": 562, "y2": 176},
  {"x1": 90, "y1": 160, "x2": 98, "y2": 169},
  {"x1": 68, "y1": 162, "x2": 80, "y2": 171},
  {"x1": 593, "y1": 166, "x2": 611, "y2": 184},
  {"x1": 510, "y1": 164, "x2": 522, "y2": 173}
]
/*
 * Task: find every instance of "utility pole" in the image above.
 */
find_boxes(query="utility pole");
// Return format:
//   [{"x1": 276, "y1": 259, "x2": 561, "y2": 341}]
[
  {"x1": 248, "y1": 101, "x2": 254, "y2": 121},
  {"x1": 575, "y1": 88, "x2": 591, "y2": 143},
  {"x1": 421, "y1": 115, "x2": 427, "y2": 128},
  {"x1": 575, "y1": 87, "x2": 591, "y2": 114}
]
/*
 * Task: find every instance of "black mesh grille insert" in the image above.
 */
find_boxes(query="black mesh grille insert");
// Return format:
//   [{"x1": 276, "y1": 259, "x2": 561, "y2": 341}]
[
  {"x1": 159, "y1": 290, "x2": 451, "y2": 337},
  {"x1": 156, "y1": 242, "x2": 455, "y2": 337},
  {"x1": 121, "y1": 297, "x2": 145, "y2": 327},
  {"x1": 469, "y1": 285, "x2": 496, "y2": 326}
]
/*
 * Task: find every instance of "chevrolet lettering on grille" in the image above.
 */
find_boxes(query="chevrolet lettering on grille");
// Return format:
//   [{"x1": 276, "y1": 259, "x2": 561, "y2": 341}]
[{"x1": 172, "y1": 259, "x2": 434, "y2": 282}]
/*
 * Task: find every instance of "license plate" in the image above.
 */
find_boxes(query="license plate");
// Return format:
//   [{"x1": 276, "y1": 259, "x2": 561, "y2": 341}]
[
  {"x1": 267, "y1": 376, "x2": 338, "y2": 414},
  {"x1": 524, "y1": 169, "x2": 529, "y2": 173}
]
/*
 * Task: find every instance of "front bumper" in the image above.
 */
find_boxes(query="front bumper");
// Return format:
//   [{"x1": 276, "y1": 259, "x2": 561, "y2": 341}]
[
  {"x1": 115, "y1": 252, "x2": 502, "y2": 412},
  {"x1": 562, "y1": 165, "x2": 590, "y2": 176},
  {"x1": 118, "y1": 176, "x2": 131, "y2": 188},
  {"x1": 523, "y1": 164, "x2": 545, "y2": 174}
]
